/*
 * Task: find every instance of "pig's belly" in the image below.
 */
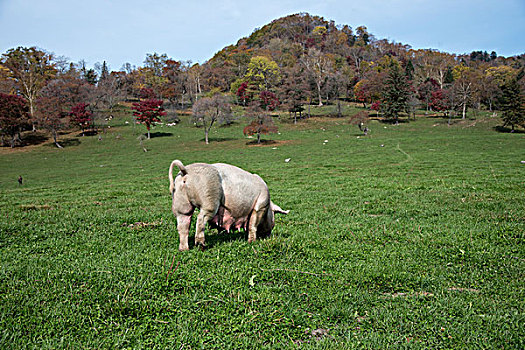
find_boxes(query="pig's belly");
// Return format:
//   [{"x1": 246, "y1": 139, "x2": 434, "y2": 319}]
[{"x1": 210, "y1": 205, "x2": 250, "y2": 232}]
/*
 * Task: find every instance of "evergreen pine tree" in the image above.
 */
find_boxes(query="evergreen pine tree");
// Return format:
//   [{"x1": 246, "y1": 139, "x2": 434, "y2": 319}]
[
  {"x1": 100, "y1": 61, "x2": 109, "y2": 81},
  {"x1": 382, "y1": 62, "x2": 410, "y2": 123},
  {"x1": 404, "y1": 59, "x2": 415, "y2": 81},
  {"x1": 501, "y1": 70, "x2": 525, "y2": 131}
]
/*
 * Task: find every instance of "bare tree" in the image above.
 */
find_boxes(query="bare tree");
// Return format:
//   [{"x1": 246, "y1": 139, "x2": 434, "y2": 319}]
[
  {"x1": 301, "y1": 48, "x2": 332, "y2": 106},
  {"x1": 192, "y1": 94, "x2": 232, "y2": 144}
]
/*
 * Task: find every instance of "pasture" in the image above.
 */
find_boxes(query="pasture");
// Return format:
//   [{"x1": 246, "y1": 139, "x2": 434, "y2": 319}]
[{"x1": 0, "y1": 107, "x2": 524, "y2": 348}]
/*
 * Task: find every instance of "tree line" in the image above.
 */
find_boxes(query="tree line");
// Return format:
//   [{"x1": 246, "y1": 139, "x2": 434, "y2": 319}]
[{"x1": 1, "y1": 13, "x2": 524, "y2": 147}]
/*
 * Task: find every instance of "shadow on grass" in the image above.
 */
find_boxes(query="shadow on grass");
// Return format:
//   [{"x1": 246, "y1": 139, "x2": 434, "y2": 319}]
[
  {"x1": 201, "y1": 229, "x2": 272, "y2": 250},
  {"x1": 493, "y1": 126, "x2": 525, "y2": 134},
  {"x1": 20, "y1": 132, "x2": 48, "y2": 146},
  {"x1": 76, "y1": 130, "x2": 99, "y2": 137},
  {"x1": 148, "y1": 132, "x2": 174, "y2": 138},
  {"x1": 198, "y1": 137, "x2": 236, "y2": 143},
  {"x1": 377, "y1": 118, "x2": 410, "y2": 125},
  {"x1": 246, "y1": 139, "x2": 278, "y2": 145},
  {"x1": 203, "y1": 230, "x2": 247, "y2": 249},
  {"x1": 44, "y1": 138, "x2": 81, "y2": 148}
]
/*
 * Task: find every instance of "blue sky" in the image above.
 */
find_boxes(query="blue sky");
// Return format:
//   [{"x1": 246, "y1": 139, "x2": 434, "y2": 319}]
[{"x1": 0, "y1": 0, "x2": 523, "y2": 70}]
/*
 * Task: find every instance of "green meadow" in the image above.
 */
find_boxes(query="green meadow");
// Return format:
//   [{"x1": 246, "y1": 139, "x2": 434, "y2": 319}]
[{"x1": 1, "y1": 107, "x2": 524, "y2": 348}]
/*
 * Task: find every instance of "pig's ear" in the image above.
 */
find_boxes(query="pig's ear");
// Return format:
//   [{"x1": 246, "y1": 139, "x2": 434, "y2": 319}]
[
  {"x1": 173, "y1": 160, "x2": 187, "y2": 176},
  {"x1": 271, "y1": 201, "x2": 289, "y2": 214}
]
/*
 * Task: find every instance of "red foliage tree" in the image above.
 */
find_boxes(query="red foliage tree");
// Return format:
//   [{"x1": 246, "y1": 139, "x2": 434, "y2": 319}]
[
  {"x1": 243, "y1": 98, "x2": 279, "y2": 144},
  {"x1": 417, "y1": 78, "x2": 439, "y2": 112},
  {"x1": 370, "y1": 100, "x2": 381, "y2": 117},
  {"x1": 0, "y1": 93, "x2": 30, "y2": 147},
  {"x1": 138, "y1": 87, "x2": 156, "y2": 100},
  {"x1": 243, "y1": 115, "x2": 278, "y2": 144},
  {"x1": 70, "y1": 103, "x2": 93, "y2": 135},
  {"x1": 429, "y1": 89, "x2": 448, "y2": 116},
  {"x1": 259, "y1": 90, "x2": 279, "y2": 111},
  {"x1": 131, "y1": 98, "x2": 166, "y2": 139},
  {"x1": 236, "y1": 82, "x2": 252, "y2": 106},
  {"x1": 354, "y1": 80, "x2": 370, "y2": 108}
]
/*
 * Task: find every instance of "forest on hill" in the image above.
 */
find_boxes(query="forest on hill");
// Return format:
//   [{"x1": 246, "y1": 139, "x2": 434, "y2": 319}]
[{"x1": 1, "y1": 13, "x2": 524, "y2": 147}]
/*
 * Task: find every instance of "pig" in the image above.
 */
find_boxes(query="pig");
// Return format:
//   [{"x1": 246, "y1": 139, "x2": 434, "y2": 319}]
[{"x1": 169, "y1": 160, "x2": 288, "y2": 251}]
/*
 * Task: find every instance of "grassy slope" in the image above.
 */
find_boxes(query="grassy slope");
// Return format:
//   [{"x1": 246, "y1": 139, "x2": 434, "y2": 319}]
[{"x1": 0, "y1": 108, "x2": 524, "y2": 349}]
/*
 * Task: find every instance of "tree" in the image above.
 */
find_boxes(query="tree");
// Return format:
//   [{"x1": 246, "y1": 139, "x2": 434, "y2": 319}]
[
  {"x1": 94, "y1": 61, "x2": 109, "y2": 82},
  {"x1": 0, "y1": 64, "x2": 15, "y2": 93},
  {"x1": 382, "y1": 61, "x2": 410, "y2": 123},
  {"x1": 349, "y1": 111, "x2": 370, "y2": 135},
  {"x1": 132, "y1": 99, "x2": 166, "y2": 139},
  {"x1": 417, "y1": 78, "x2": 439, "y2": 112},
  {"x1": 70, "y1": 103, "x2": 92, "y2": 135},
  {"x1": 355, "y1": 26, "x2": 372, "y2": 46},
  {"x1": 235, "y1": 81, "x2": 254, "y2": 106},
  {"x1": 370, "y1": 101, "x2": 381, "y2": 117},
  {"x1": 414, "y1": 50, "x2": 455, "y2": 90},
  {"x1": 243, "y1": 113, "x2": 278, "y2": 144},
  {"x1": 243, "y1": 95, "x2": 279, "y2": 144},
  {"x1": 94, "y1": 73, "x2": 124, "y2": 114},
  {"x1": 429, "y1": 89, "x2": 448, "y2": 116},
  {"x1": 451, "y1": 64, "x2": 475, "y2": 119},
  {"x1": 279, "y1": 65, "x2": 308, "y2": 123},
  {"x1": 35, "y1": 95, "x2": 65, "y2": 148},
  {"x1": 192, "y1": 94, "x2": 232, "y2": 144},
  {"x1": 244, "y1": 56, "x2": 281, "y2": 91},
  {"x1": 1, "y1": 47, "x2": 56, "y2": 128},
  {"x1": 301, "y1": 48, "x2": 332, "y2": 106},
  {"x1": 483, "y1": 66, "x2": 516, "y2": 111},
  {"x1": 500, "y1": 71, "x2": 525, "y2": 131},
  {"x1": 0, "y1": 93, "x2": 30, "y2": 147},
  {"x1": 258, "y1": 90, "x2": 280, "y2": 111}
]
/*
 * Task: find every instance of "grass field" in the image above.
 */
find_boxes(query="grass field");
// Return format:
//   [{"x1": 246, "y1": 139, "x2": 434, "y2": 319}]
[{"x1": 0, "y1": 106, "x2": 524, "y2": 348}]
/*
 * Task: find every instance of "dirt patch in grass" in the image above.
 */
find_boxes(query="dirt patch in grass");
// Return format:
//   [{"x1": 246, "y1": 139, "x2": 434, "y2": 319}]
[{"x1": 20, "y1": 204, "x2": 54, "y2": 211}]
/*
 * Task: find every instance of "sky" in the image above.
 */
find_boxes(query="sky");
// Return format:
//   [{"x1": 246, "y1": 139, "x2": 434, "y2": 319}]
[{"x1": 0, "y1": 0, "x2": 523, "y2": 71}]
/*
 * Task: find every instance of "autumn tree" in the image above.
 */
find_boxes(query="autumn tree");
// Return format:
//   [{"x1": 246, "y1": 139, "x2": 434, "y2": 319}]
[
  {"x1": 0, "y1": 64, "x2": 15, "y2": 93},
  {"x1": 235, "y1": 81, "x2": 255, "y2": 106},
  {"x1": 93, "y1": 73, "x2": 123, "y2": 114},
  {"x1": 451, "y1": 64, "x2": 475, "y2": 119},
  {"x1": 244, "y1": 56, "x2": 281, "y2": 91},
  {"x1": 429, "y1": 89, "x2": 448, "y2": 116},
  {"x1": 483, "y1": 65, "x2": 516, "y2": 111},
  {"x1": 1, "y1": 47, "x2": 56, "y2": 128},
  {"x1": 140, "y1": 53, "x2": 170, "y2": 99},
  {"x1": 279, "y1": 65, "x2": 308, "y2": 123},
  {"x1": 414, "y1": 50, "x2": 455, "y2": 90},
  {"x1": 0, "y1": 93, "x2": 30, "y2": 147},
  {"x1": 192, "y1": 94, "x2": 232, "y2": 144},
  {"x1": 349, "y1": 111, "x2": 370, "y2": 135},
  {"x1": 35, "y1": 95, "x2": 65, "y2": 148},
  {"x1": 370, "y1": 101, "x2": 381, "y2": 117},
  {"x1": 243, "y1": 92, "x2": 279, "y2": 144},
  {"x1": 346, "y1": 46, "x2": 371, "y2": 80},
  {"x1": 132, "y1": 99, "x2": 166, "y2": 139},
  {"x1": 70, "y1": 103, "x2": 92, "y2": 135},
  {"x1": 417, "y1": 78, "x2": 440, "y2": 112}
]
